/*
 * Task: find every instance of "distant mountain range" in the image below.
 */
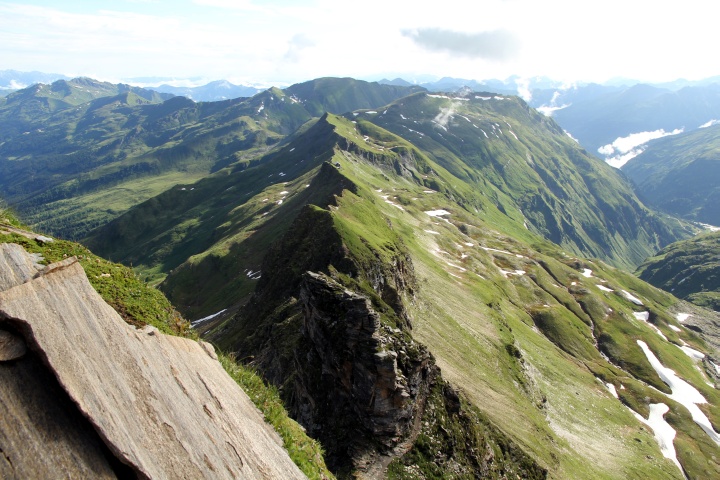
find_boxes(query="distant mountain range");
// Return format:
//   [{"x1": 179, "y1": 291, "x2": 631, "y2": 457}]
[
  {"x1": 0, "y1": 69, "x2": 71, "y2": 94},
  {"x1": 148, "y1": 80, "x2": 261, "y2": 101},
  {"x1": 0, "y1": 70, "x2": 262, "y2": 101}
]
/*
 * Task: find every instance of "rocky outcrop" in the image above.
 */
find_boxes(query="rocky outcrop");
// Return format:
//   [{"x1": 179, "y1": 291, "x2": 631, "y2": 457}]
[
  {"x1": 295, "y1": 271, "x2": 435, "y2": 473},
  {"x1": 0, "y1": 243, "x2": 305, "y2": 479}
]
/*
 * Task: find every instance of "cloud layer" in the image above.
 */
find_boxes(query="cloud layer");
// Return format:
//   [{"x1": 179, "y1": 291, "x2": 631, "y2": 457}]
[{"x1": 401, "y1": 28, "x2": 520, "y2": 61}]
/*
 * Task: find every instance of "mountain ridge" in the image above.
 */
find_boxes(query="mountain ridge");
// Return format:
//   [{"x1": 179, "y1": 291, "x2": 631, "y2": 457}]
[{"x1": 0, "y1": 77, "x2": 425, "y2": 240}]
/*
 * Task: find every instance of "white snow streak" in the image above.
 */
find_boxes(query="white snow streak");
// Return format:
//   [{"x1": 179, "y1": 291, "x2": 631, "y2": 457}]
[
  {"x1": 191, "y1": 309, "x2": 228, "y2": 327},
  {"x1": 637, "y1": 340, "x2": 720, "y2": 445},
  {"x1": 679, "y1": 346, "x2": 705, "y2": 361},
  {"x1": 622, "y1": 290, "x2": 644, "y2": 305},
  {"x1": 425, "y1": 210, "x2": 451, "y2": 217},
  {"x1": 631, "y1": 404, "x2": 683, "y2": 474}
]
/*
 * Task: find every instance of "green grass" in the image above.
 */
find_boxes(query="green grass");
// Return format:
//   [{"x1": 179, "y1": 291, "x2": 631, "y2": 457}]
[{"x1": 218, "y1": 353, "x2": 334, "y2": 480}]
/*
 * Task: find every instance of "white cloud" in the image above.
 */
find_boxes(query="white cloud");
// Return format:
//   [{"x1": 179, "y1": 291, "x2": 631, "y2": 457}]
[
  {"x1": 564, "y1": 130, "x2": 579, "y2": 143},
  {"x1": 7, "y1": 80, "x2": 27, "y2": 90},
  {"x1": 599, "y1": 128, "x2": 684, "y2": 168},
  {"x1": 537, "y1": 103, "x2": 570, "y2": 116},
  {"x1": 515, "y1": 77, "x2": 531, "y2": 101},
  {"x1": 401, "y1": 27, "x2": 521, "y2": 61},
  {"x1": 284, "y1": 33, "x2": 315, "y2": 62},
  {"x1": 699, "y1": 119, "x2": 720, "y2": 128}
]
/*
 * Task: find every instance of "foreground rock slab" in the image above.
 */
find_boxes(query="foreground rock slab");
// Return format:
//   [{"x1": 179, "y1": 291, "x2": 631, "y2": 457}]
[{"x1": 0, "y1": 243, "x2": 305, "y2": 479}]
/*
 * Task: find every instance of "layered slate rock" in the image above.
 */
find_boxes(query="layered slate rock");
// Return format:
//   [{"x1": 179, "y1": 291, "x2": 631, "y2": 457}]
[{"x1": 0, "y1": 243, "x2": 305, "y2": 479}]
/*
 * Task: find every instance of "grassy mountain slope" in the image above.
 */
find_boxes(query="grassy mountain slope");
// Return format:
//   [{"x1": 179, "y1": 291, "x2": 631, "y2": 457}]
[
  {"x1": 0, "y1": 78, "x2": 422, "y2": 240},
  {"x1": 88, "y1": 113, "x2": 720, "y2": 477},
  {"x1": 637, "y1": 231, "x2": 720, "y2": 311},
  {"x1": 0, "y1": 77, "x2": 171, "y2": 123},
  {"x1": 362, "y1": 91, "x2": 690, "y2": 269},
  {"x1": 622, "y1": 124, "x2": 720, "y2": 225},
  {"x1": 284, "y1": 77, "x2": 425, "y2": 117},
  {"x1": 193, "y1": 114, "x2": 720, "y2": 479}
]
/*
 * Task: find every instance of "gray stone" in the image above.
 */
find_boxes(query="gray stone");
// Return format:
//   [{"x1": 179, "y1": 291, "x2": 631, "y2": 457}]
[
  {"x1": 0, "y1": 245, "x2": 306, "y2": 479},
  {"x1": 0, "y1": 243, "x2": 43, "y2": 291}
]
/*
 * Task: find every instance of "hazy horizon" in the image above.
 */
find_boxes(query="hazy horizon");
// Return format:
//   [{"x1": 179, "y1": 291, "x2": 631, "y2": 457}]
[{"x1": 1, "y1": 0, "x2": 717, "y2": 88}]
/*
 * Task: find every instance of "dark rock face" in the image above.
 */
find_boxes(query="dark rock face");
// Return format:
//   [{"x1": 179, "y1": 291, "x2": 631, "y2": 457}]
[{"x1": 295, "y1": 272, "x2": 435, "y2": 472}]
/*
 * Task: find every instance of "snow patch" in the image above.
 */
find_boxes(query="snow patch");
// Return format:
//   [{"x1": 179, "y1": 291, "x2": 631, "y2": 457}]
[
  {"x1": 697, "y1": 222, "x2": 720, "y2": 232},
  {"x1": 191, "y1": 309, "x2": 228, "y2": 327},
  {"x1": 630, "y1": 403, "x2": 683, "y2": 474},
  {"x1": 425, "y1": 210, "x2": 451, "y2": 217},
  {"x1": 676, "y1": 313, "x2": 691, "y2": 323},
  {"x1": 380, "y1": 195, "x2": 404, "y2": 210},
  {"x1": 597, "y1": 285, "x2": 613, "y2": 293},
  {"x1": 680, "y1": 346, "x2": 705, "y2": 361},
  {"x1": 633, "y1": 312, "x2": 667, "y2": 340},
  {"x1": 446, "y1": 262, "x2": 467, "y2": 272},
  {"x1": 246, "y1": 270, "x2": 262, "y2": 280},
  {"x1": 500, "y1": 269, "x2": 526, "y2": 277},
  {"x1": 582, "y1": 268, "x2": 593, "y2": 278},
  {"x1": 481, "y1": 246, "x2": 514, "y2": 256},
  {"x1": 637, "y1": 340, "x2": 720, "y2": 444},
  {"x1": 424, "y1": 230, "x2": 440, "y2": 235},
  {"x1": 668, "y1": 325, "x2": 682, "y2": 333},
  {"x1": 622, "y1": 290, "x2": 644, "y2": 305},
  {"x1": 605, "y1": 382, "x2": 619, "y2": 399}
]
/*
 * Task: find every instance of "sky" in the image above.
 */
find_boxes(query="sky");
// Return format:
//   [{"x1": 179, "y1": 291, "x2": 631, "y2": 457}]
[{"x1": 1, "y1": 0, "x2": 717, "y2": 87}]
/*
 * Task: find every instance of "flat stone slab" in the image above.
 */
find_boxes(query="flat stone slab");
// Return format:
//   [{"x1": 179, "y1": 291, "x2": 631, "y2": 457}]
[{"x1": 0, "y1": 244, "x2": 305, "y2": 479}]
